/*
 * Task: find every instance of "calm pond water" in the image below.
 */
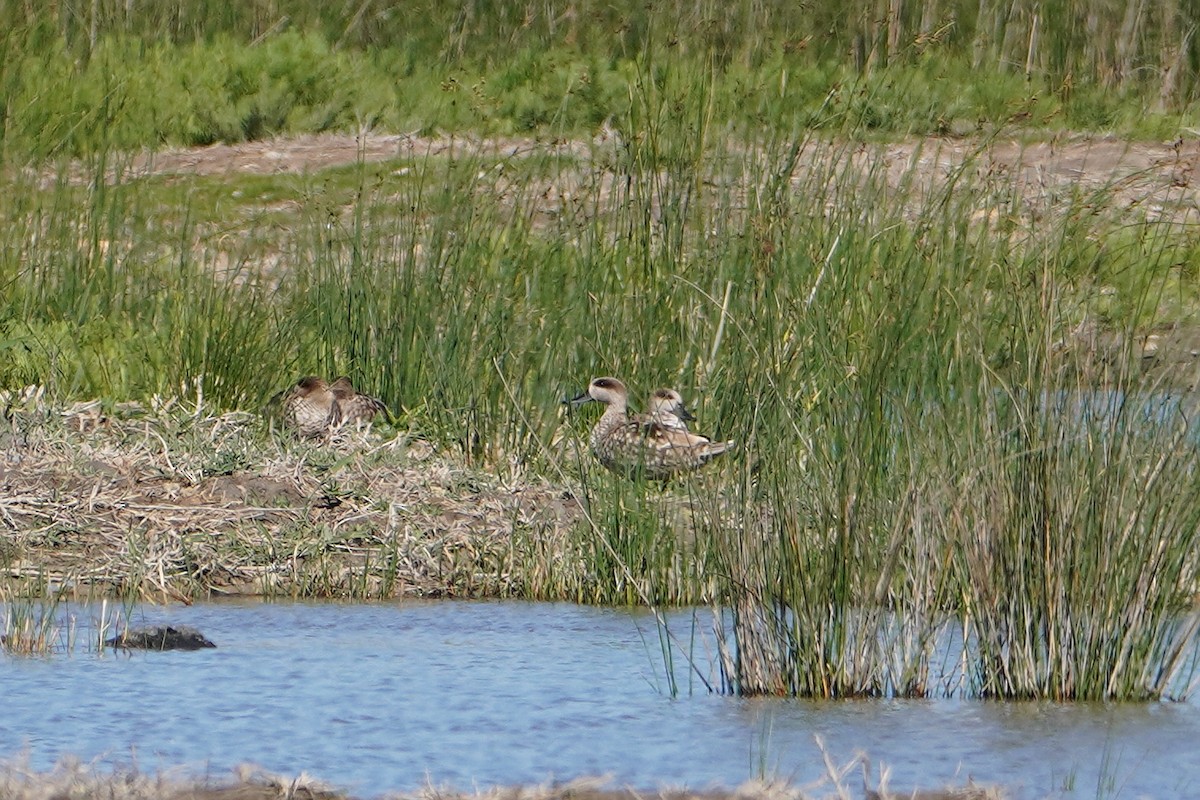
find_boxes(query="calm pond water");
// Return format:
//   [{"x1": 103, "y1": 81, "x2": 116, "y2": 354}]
[{"x1": 2, "y1": 600, "x2": 1198, "y2": 798}]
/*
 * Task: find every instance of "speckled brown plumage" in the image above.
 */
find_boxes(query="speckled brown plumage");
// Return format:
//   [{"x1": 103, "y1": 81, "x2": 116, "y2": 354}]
[
  {"x1": 571, "y1": 377, "x2": 733, "y2": 479},
  {"x1": 272, "y1": 375, "x2": 386, "y2": 437},
  {"x1": 327, "y1": 376, "x2": 387, "y2": 428}
]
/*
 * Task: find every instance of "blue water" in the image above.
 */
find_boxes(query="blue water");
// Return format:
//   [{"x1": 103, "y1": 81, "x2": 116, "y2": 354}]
[{"x1": 2, "y1": 600, "x2": 1198, "y2": 798}]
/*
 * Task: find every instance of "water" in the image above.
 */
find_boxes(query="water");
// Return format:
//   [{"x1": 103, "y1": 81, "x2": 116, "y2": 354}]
[{"x1": 2, "y1": 600, "x2": 1198, "y2": 798}]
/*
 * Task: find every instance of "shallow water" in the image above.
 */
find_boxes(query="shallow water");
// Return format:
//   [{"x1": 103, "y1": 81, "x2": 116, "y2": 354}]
[{"x1": 2, "y1": 600, "x2": 1198, "y2": 798}]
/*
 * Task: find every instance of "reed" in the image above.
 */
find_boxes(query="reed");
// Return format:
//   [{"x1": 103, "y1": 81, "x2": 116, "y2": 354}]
[
  {"x1": 1, "y1": 590, "x2": 127, "y2": 655},
  {"x1": 1, "y1": 588, "x2": 66, "y2": 655}
]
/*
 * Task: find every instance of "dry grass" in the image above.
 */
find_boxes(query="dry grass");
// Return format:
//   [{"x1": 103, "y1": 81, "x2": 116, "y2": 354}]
[
  {"x1": 0, "y1": 760, "x2": 348, "y2": 800},
  {"x1": 0, "y1": 754, "x2": 1007, "y2": 800},
  {"x1": 0, "y1": 386, "x2": 582, "y2": 601}
]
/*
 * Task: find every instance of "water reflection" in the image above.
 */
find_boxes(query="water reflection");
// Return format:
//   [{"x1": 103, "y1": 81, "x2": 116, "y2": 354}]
[{"x1": 1, "y1": 600, "x2": 1197, "y2": 798}]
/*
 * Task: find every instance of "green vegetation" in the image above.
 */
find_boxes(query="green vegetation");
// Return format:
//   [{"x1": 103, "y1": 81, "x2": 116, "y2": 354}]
[
  {"x1": 2, "y1": 1, "x2": 1200, "y2": 702},
  {"x1": 1, "y1": 0, "x2": 1198, "y2": 159}
]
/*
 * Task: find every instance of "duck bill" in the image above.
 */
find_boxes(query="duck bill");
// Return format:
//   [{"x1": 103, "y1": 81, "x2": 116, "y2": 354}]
[
  {"x1": 678, "y1": 405, "x2": 697, "y2": 422},
  {"x1": 564, "y1": 390, "x2": 594, "y2": 407}
]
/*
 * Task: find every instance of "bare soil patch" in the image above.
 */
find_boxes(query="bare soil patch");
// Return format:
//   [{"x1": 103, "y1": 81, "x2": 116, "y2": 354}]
[
  {"x1": 131, "y1": 131, "x2": 1200, "y2": 223},
  {"x1": 129, "y1": 132, "x2": 597, "y2": 178},
  {"x1": 125, "y1": 129, "x2": 1200, "y2": 255}
]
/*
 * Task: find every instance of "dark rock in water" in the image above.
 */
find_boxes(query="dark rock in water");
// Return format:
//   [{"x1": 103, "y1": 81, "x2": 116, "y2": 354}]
[{"x1": 106, "y1": 624, "x2": 216, "y2": 651}]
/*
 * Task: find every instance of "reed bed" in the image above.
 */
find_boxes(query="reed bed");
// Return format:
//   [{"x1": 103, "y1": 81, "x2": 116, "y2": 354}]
[
  {"x1": 0, "y1": 591, "x2": 70, "y2": 655},
  {"x1": 4, "y1": 124, "x2": 1200, "y2": 699}
]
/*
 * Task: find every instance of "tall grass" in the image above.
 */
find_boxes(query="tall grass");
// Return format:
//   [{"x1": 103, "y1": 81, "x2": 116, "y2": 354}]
[
  {"x1": 701, "y1": 141, "x2": 1200, "y2": 700},
  {"x1": 0, "y1": 0, "x2": 1197, "y2": 160},
  {"x1": 1, "y1": 589, "x2": 70, "y2": 655},
  {"x1": 0, "y1": 157, "x2": 288, "y2": 406}
]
